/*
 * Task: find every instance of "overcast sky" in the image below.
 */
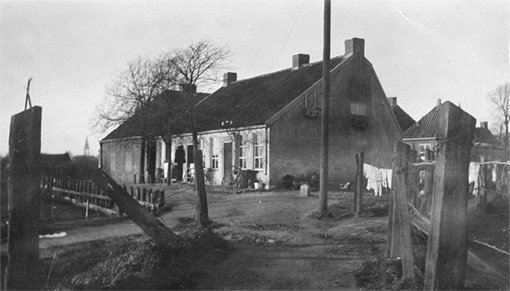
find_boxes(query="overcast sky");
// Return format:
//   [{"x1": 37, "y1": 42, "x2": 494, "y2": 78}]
[{"x1": 1, "y1": 0, "x2": 508, "y2": 156}]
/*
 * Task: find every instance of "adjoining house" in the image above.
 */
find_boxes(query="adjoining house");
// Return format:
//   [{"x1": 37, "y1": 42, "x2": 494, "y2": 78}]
[
  {"x1": 99, "y1": 89, "x2": 208, "y2": 184},
  {"x1": 403, "y1": 99, "x2": 508, "y2": 162},
  {"x1": 101, "y1": 38, "x2": 411, "y2": 189}
]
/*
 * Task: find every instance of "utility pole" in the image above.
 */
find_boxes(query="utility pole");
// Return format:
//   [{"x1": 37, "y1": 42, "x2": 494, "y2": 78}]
[{"x1": 318, "y1": 0, "x2": 331, "y2": 213}]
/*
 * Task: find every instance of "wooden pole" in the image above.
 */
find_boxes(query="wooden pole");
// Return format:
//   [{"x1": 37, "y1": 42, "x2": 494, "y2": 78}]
[
  {"x1": 392, "y1": 141, "x2": 415, "y2": 280},
  {"x1": 92, "y1": 169, "x2": 184, "y2": 246},
  {"x1": 5, "y1": 106, "x2": 42, "y2": 290},
  {"x1": 424, "y1": 102, "x2": 475, "y2": 290},
  {"x1": 318, "y1": 0, "x2": 331, "y2": 213},
  {"x1": 354, "y1": 152, "x2": 364, "y2": 215}
]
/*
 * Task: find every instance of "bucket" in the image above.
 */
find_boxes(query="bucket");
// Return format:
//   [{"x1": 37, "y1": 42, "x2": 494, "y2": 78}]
[{"x1": 254, "y1": 182, "x2": 261, "y2": 189}]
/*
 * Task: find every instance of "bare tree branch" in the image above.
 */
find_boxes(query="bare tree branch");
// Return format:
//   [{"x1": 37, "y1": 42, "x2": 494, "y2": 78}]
[{"x1": 487, "y1": 82, "x2": 510, "y2": 148}]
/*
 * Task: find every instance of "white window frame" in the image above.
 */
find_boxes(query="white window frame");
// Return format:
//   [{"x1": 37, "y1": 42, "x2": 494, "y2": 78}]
[
  {"x1": 211, "y1": 138, "x2": 219, "y2": 170},
  {"x1": 253, "y1": 132, "x2": 264, "y2": 170},
  {"x1": 239, "y1": 135, "x2": 247, "y2": 169}
]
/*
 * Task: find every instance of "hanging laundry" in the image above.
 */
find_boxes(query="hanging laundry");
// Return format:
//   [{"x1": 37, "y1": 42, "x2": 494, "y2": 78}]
[
  {"x1": 469, "y1": 162, "x2": 480, "y2": 195},
  {"x1": 363, "y1": 163, "x2": 392, "y2": 196}
]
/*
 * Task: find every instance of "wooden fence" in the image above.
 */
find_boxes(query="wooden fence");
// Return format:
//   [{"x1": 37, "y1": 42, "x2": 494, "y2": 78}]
[
  {"x1": 386, "y1": 103, "x2": 509, "y2": 290},
  {"x1": 42, "y1": 176, "x2": 165, "y2": 217}
]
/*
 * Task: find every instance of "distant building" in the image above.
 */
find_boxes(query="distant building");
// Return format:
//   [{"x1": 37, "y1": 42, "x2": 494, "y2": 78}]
[
  {"x1": 403, "y1": 100, "x2": 508, "y2": 162},
  {"x1": 101, "y1": 38, "x2": 412, "y2": 188}
]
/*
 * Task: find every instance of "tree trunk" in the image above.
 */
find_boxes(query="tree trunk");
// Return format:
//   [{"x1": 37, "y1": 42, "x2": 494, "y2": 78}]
[
  {"x1": 165, "y1": 139, "x2": 172, "y2": 185},
  {"x1": 139, "y1": 138, "x2": 146, "y2": 184},
  {"x1": 193, "y1": 132, "x2": 209, "y2": 227}
]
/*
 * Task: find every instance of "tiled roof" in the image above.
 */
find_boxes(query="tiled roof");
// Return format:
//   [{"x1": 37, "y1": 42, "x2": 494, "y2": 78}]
[
  {"x1": 391, "y1": 104, "x2": 415, "y2": 132},
  {"x1": 102, "y1": 90, "x2": 207, "y2": 141},
  {"x1": 403, "y1": 102, "x2": 444, "y2": 139},
  {"x1": 403, "y1": 101, "x2": 499, "y2": 144},
  {"x1": 474, "y1": 127, "x2": 500, "y2": 145},
  {"x1": 194, "y1": 56, "x2": 346, "y2": 131}
]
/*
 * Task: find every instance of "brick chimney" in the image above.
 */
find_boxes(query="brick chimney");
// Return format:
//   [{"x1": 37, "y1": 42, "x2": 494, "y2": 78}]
[
  {"x1": 179, "y1": 83, "x2": 197, "y2": 94},
  {"x1": 388, "y1": 97, "x2": 397, "y2": 106},
  {"x1": 480, "y1": 121, "x2": 488, "y2": 129},
  {"x1": 345, "y1": 38, "x2": 364, "y2": 57},
  {"x1": 292, "y1": 54, "x2": 310, "y2": 70},
  {"x1": 223, "y1": 72, "x2": 237, "y2": 87}
]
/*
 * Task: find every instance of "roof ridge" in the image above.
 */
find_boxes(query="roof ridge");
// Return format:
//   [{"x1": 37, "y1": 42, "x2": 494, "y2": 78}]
[{"x1": 231, "y1": 55, "x2": 345, "y2": 85}]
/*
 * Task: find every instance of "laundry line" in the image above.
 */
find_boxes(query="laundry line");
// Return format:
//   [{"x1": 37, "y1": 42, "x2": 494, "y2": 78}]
[{"x1": 363, "y1": 163, "x2": 392, "y2": 196}]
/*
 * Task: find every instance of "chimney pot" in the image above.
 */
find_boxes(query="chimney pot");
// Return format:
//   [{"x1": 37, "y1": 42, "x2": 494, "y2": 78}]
[
  {"x1": 345, "y1": 38, "x2": 365, "y2": 56},
  {"x1": 437, "y1": 98, "x2": 441, "y2": 106},
  {"x1": 223, "y1": 72, "x2": 237, "y2": 87},
  {"x1": 292, "y1": 54, "x2": 310, "y2": 70},
  {"x1": 388, "y1": 97, "x2": 397, "y2": 106},
  {"x1": 179, "y1": 83, "x2": 197, "y2": 94}
]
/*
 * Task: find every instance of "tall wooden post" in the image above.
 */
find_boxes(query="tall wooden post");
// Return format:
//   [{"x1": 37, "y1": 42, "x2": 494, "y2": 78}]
[
  {"x1": 354, "y1": 152, "x2": 364, "y2": 215},
  {"x1": 5, "y1": 106, "x2": 42, "y2": 290},
  {"x1": 318, "y1": 0, "x2": 331, "y2": 213},
  {"x1": 424, "y1": 102, "x2": 475, "y2": 290},
  {"x1": 388, "y1": 141, "x2": 415, "y2": 280}
]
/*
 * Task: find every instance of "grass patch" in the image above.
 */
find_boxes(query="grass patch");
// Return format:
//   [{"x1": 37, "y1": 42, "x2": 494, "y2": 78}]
[{"x1": 37, "y1": 230, "x2": 233, "y2": 290}]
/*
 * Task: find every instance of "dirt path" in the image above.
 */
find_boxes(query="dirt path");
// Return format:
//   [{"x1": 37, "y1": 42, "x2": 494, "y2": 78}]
[{"x1": 6, "y1": 185, "x2": 389, "y2": 290}]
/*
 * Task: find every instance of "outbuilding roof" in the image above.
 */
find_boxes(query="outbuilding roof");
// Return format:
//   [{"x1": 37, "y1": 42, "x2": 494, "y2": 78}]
[
  {"x1": 102, "y1": 90, "x2": 208, "y2": 141},
  {"x1": 404, "y1": 101, "x2": 500, "y2": 146},
  {"x1": 403, "y1": 102, "x2": 445, "y2": 139}
]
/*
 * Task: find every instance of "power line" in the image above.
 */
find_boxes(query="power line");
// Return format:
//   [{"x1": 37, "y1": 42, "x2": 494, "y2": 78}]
[{"x1": 269, "y1": 0, "x2": 307, "y2": 71}]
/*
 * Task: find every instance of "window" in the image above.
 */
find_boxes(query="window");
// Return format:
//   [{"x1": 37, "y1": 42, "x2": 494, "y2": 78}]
[
  {"x1": 350, "y1": 102, "x2": 367, "y2": 116},
  {"x1": 305, "y1": 86, "x2": 323, "y2": 109},
  {"x1": 253, "y1": 133, "x2": 264, "y2": 170},
  {"x1": 239, "y1": 135, "x2": 247, "y2": 169},
  {"x1": 211, "y1": 138, "x2": 219, "y2": 169},
  {"x1": 418, "y1": 143, "x2": 435, "y2": 162}
]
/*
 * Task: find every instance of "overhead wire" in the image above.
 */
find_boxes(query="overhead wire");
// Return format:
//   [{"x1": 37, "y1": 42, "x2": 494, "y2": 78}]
[{"x1": 269, "y1": 0, "x2": 307, "y2": 71}]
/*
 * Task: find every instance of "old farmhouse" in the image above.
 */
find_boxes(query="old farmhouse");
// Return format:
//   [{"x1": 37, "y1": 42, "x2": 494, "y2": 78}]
[{"x1": 100, "y1": 38, "x2": 411, "y2": 189}]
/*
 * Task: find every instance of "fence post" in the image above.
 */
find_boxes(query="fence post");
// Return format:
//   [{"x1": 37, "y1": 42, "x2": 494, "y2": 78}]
[
  {"x1": 354, "y1": 152, "x2": 364, "y2": 215},
  {"x1": 159, "y1": 190, "x2": 165, "y2": 207},
  {"x1": 424, "y1": 102, "x2": 475, "y2": 290},
  {"x1": 388, "y1": 141, "x2": 415, "y2": 280},
  {"x1": 5, "y1": 106, "x2": 42, "y2": 290}
]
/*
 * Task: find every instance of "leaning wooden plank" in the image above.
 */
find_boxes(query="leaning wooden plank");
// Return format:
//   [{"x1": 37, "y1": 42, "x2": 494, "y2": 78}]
[
  {"x1": 92, "y1": 169, "x2": 184, "y2": 246},
  {"x1": 5, "y1": 106, "x2": 42, "y2": 290},
  {"x1": 408, "y1": 204, "x2": 509, "y2": 289},
  {"x1": 424, "y1": 102, "x2": 475, "y2": 290}
]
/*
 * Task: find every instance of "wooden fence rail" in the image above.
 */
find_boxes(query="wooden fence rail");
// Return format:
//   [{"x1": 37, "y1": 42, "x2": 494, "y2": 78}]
[{"x1": 42, "y1": 176, "x2": 165, "y2": 217}]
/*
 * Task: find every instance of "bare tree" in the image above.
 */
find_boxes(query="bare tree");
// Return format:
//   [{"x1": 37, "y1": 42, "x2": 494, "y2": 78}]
[
  {"x1": 167, "y1": 40, "x2": 232, "y2": 228},
  {"x1": 93, "y1": 55, "x2": 178, "y2": 183},
  {"x1": 93, "y1": 40, "x2": 230, "y2": 225},
  {"x1": 487, "y1": 82, "x2": 509, "y2": 149},
  {"x1": 93, "y1": 55, "x2": 178, "y2": 133}
]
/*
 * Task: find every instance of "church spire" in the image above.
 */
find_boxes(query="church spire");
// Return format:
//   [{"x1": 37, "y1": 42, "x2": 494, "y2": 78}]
[{"x1": 84, "y1": 137, "x2": 90, "y2": 156}]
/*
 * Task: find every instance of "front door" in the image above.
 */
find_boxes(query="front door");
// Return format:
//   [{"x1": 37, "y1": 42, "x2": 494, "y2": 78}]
[{"x1": 223, "y1": 142, "x2": 233, "y2": 184}]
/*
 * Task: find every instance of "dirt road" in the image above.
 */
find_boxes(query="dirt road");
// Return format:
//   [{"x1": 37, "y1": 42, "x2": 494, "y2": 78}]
[{"x1": 14, "y1": 185, "x2": 389, "y2": 290}]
